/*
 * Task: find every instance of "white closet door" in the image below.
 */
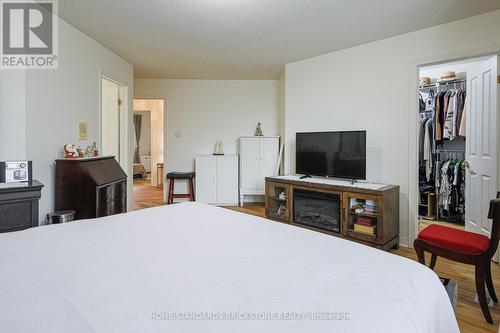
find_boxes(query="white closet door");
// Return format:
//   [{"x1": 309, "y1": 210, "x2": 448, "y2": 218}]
[
  {"x1": 195, "y1": 156, "x2": 217, "y2": 204},
  {"x1": 240, "y1": 138, "x2": 260, "y2": 190},
  {"x1": 216, "y1": 156, "x2": 238, "y2": 204},
  {"x1": 258, "y1": 138, "x2": 279, "y2": 191},
  {"x1": 465, "y1": 55, "x2": 498, "y2": 237}
]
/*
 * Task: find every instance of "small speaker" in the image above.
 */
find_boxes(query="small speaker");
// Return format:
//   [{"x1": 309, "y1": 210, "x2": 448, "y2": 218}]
[{"x1": 0, "y1": 161, "x2": 32, "y2": 183}]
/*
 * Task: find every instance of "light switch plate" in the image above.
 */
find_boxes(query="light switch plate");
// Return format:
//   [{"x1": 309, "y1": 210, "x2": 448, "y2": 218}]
[
  {"x1": 174, "y1": 131, "x2": 181, "y2": 138},
  {"x1": 78, "y1": 121, "x2": 88, "y2": 140}
]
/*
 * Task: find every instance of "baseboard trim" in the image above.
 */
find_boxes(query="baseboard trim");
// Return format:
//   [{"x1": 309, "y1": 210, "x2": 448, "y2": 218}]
[{"x1": 399, "y1": 236, "x2": 409, "y2": 248}]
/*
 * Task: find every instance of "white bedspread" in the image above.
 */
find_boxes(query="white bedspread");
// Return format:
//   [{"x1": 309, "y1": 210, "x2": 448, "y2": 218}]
[{"x1": 0, "y1": 202, "x2": 459, "y2": 333}]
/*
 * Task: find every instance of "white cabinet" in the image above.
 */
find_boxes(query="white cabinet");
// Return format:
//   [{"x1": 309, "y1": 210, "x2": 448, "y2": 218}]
[
  {"x1": 140, "y1": 155, "x2": 151, "y2": 172},
  {"x1": 195, "y1": 155, "x2": 239, "y2": 205},
  {"x1": 239, "y1": 136, "x2": 280, "y2": 206}
]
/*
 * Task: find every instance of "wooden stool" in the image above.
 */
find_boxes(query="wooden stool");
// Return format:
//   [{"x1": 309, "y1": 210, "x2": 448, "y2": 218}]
[{"x1": 166, "y1": 172, "x2": 195, "y2": 204}]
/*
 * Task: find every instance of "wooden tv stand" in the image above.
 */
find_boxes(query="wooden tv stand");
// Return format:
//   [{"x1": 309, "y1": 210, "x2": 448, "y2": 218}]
[{"x1": 265, "y1": 176, "x2": 399, "y2": 251}]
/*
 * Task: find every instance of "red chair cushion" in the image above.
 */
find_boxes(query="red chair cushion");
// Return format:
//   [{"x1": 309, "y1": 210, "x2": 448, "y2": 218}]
[{"x1": 418, "y1": 224, "x2": 490, "y2": 254}]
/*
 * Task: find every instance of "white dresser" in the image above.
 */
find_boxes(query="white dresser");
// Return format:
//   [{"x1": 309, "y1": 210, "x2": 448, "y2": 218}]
[
  {"x1": 140, "y1": 155, "x2": 151, "y2": 173},
  {"x1": 239, "y1": 136, "x2": 280, "y2": 206},
  {"x1": 195, "y1": 155, "x2": 239, "y2": 206}
]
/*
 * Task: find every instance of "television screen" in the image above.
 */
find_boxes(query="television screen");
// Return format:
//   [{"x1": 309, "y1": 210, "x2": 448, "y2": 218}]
[{"x1": 296, "y1": 131, "x2": 366, "y2": 180}]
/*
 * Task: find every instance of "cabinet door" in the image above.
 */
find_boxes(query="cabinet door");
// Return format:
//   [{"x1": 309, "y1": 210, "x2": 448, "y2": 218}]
[
  {"x1": 216, "y1": 156, "x2": 239, "y2": 204},
  {"x1": 258, "y1": 138, "x2": 279, "y2": 191},
  {"x1": 195, "y1": 157, "x2": 217, "y2": 204},
  {"x1": 240, "y1": 138, "x2": 260, "y2": 191}
]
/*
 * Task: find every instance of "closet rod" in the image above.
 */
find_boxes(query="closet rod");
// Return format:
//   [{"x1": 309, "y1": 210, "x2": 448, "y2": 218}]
[
  {"x1": 419, "y1": 79, "x2": 466, "y2": 89},
  {"x1": 437, "y1": 149, "x2": 465, "y2": 153}
]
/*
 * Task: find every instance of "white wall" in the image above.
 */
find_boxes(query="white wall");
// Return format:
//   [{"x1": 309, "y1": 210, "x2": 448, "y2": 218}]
[
  {"x1": 24, "y1": 18, "x2": 134, "y2": 223},
  {"x1": 278, "y1": 70, "x2": 286, "y2": 174},
  {"x1": 134, "y1": 111, "x2": 152, "y2": 156},
  {"x1": 284, "y1": 10, "x2": 500, "y2": 246},
  {"x1": 0, "y1": 71, "x2": 26, "y2": 160},
  {"x1": 134, "y1": 79, "x2": 280, "y2": 198}
]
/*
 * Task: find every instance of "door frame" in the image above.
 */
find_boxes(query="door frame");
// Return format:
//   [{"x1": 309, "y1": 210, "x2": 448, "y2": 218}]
[
  {"x1": 133, "y1": 97, "x2": 167, "y2": 200},
  {"x1": 408, "y1": 46, "x2": 500, "y2": 248},
  {"x1": 99, "y1": 71, "x2": 131, "y2": 209}
]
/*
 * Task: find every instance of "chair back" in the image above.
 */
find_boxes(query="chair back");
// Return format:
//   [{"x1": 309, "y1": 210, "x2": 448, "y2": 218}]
[{"x1": 486, "y1": 194, "x2": 500, "y2": 256}]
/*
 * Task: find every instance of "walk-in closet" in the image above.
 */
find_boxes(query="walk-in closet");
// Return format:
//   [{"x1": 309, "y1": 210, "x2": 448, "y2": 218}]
[{"x1": 417, "y1": 56, "x2": 498, "y2": 233}]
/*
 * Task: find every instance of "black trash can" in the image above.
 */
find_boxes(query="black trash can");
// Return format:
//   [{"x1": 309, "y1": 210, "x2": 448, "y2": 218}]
[{"x1": 47, "y1": 210, "x2": 76, "y2": 224}]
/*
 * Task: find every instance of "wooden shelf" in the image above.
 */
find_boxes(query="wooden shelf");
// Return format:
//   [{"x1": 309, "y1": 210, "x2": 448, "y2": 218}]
[
  {"x1": 348, "y1": 211, "x2": 378, "y2": 218},
  {"x1": 268, "y1": 213, "x2": 287, "y2": 220},
  {"x1": 347, "y1": 229, "x2": 376, "y2": 238},
  {"x1": 419, "y1": 192, "x2": 437, "y2": 221},
  {"x1": 269, "y1": 196, "x2": 287, "y2": 202}
]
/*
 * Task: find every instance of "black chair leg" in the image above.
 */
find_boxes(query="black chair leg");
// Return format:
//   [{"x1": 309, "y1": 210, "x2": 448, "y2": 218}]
[
  {"x1": 414, "y1": 240, "x2": 425, "y2": 266},
  {"x1": 429, "y1": 254, "x2": 438, "y2": 270},
  {"x1": 168, "y1": 179, "x2": 174, "y2": 204},
  {"x1": 189, "y1": 179, "x2": 195, "y2": 201},
  {"x1": 486, "y1": 261, "x2": 498, "y2": 303},
  {"x1": 476, "y1": 264, "x2": 493, "y2": 324}
]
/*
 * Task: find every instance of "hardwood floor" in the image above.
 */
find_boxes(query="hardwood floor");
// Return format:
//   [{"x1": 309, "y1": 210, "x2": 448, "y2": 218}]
[
  {"x1": 419, "y1": 218, "x2": 465, "y2": 231},
  {"x1": 133, "y1": 178, "x2": 165, "y2": 210},
  {"x1": 227, "y1": 203, "x2": 500, "y2": 333}
]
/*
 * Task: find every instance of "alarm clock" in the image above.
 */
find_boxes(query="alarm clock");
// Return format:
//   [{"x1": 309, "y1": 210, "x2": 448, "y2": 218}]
[{"x1": 0, "y1": 161, "x2": 32, "y2": 183}]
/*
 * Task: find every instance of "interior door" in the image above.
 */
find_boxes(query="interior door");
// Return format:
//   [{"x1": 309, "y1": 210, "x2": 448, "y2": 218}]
[
  {"x1": 240, "y1": 138, "x2": 260, "y2": 190},
  {"x1": 101, "y1": 78, "x2": 120, "y2": 161},
  {"x1": 195, "y1": 157, "x2": 216, "y2": 204},
  {"x1": 216, "y1": 156, "x2": 238, "y2": 204},
  {"x1": 465, "y1": 55, "x2": 498, "y2": 236},
  {"x1": 259, "y1": 137, "x2": 279, "y2": 191}
]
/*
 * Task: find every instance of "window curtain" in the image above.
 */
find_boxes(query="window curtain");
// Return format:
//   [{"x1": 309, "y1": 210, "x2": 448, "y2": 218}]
[{"x1": 133, "y1": 114, "x2": 142, "y2": 164}]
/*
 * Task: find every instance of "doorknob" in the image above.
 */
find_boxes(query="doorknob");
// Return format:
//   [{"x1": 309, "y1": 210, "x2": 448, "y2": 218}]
[{"x1": 463, "y1": 160, "x2": 476, "y2": 175}]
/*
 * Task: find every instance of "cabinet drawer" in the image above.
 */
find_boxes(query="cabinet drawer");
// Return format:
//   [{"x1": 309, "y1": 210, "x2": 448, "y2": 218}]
[{"x1": 0, "y1": 201, "x2": 32, "y2": 231}]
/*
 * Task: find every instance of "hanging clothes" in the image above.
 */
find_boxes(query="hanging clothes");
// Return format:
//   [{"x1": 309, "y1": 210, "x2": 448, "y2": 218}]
[
  {"x1": 434, "y1": 88, "x2": 466, "y2": 141},
  {"x1": 423, "y1": 117, "x2": 433, "y2": 182},
  {"x1": 434, "y1": 92, "x2": 443, "y2": 141},
  {"x1": 443, "y1": 91, "x2": 456, "y2": 140},
  {"x1": 419, "y1": 80, "x2": 467, "y2": 224},
  {"x1": 436, "y1": 157, "x2": 466, "y2": 223},
  {"x1": 455, "y1": 90, "x2": 466, "y2": 136},
  {"x1": 458, "y1": 94, "x2": 467, "y2": 137}
]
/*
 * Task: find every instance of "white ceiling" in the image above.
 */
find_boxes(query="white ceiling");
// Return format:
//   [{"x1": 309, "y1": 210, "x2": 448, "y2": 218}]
[{"x1": 57, "y1": 0, "x2": 500, "y2": 79}]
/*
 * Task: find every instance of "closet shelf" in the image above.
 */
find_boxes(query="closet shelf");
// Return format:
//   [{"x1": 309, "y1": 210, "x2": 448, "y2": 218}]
[{"x1": 419, "y1": 79, "x2": 466, "y2": 90}]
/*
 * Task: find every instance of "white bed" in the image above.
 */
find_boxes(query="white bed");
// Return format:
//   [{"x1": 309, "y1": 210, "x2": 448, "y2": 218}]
[{"x1": 0, "y1": 202, "x2": 459, "y2": 333}]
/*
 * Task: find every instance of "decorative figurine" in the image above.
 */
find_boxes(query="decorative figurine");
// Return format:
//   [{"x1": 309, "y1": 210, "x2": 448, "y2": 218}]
[
  {"x1": 84, "y1": 145, "x2": 92, "y2": 157},
  {"x1": 213, "y1": 140, "x2": 224, "y2": 155},
  {"x1": 91, "y1": 142, "x2": 98, "y2": 156},
  {"x1": 64, "y1": 144, "x2": 80, "y2": 158},
  {"x1": 255, "y1": 122, "x2": 264, "y2": 136}
]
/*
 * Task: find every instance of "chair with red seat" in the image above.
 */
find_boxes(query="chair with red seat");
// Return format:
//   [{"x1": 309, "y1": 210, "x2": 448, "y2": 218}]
[{"x1": 414, "y1": 198, "x2": 500, "y2": 324}]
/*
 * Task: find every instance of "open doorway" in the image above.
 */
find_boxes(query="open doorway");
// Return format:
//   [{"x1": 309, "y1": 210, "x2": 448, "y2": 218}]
[
  {"x1": 132, "y1": 99, "x2": 165, "y2": 210},
  {"x1": 415, "y1": 55, "x2": 499, "y2": 240}
]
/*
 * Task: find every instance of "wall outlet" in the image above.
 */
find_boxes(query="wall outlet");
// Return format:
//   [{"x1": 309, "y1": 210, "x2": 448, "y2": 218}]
[
  {"x1": 174, "y1": 131, "x2": 181, "y2": 138},
  {"x1": 78, "y1": 121, "x2": 88, "y2": 140}
]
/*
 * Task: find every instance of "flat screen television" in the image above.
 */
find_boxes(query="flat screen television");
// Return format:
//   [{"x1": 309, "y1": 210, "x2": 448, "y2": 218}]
[{"x1": 296, "y1": 131, "x2": 366, "y2": 180}]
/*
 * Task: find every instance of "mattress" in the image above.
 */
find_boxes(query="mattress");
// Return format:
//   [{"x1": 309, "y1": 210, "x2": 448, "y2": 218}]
[{"x1": 0, "y1": 202, "x2": 459, "y2": 332}]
